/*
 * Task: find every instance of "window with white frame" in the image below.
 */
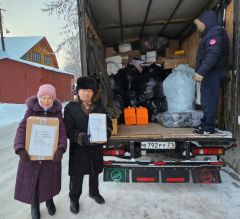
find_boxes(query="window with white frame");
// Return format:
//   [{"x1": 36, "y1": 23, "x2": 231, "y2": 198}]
[
  {"x1": 32, "y1": 52, "x2": 41, "y2": 63},
  {"x1": 44, "y1": 55, "x2": 52, "y2": 65}
]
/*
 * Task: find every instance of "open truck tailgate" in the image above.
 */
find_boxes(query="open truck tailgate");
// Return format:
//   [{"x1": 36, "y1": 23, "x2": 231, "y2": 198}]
[{"x1": 109, "y1": 123, "x2": 233, "y2": 143}]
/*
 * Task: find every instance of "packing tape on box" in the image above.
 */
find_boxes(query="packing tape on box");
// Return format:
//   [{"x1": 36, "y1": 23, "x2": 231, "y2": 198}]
[{"x1": 39, "y1": 117, "x2": 48, "y2": 125}]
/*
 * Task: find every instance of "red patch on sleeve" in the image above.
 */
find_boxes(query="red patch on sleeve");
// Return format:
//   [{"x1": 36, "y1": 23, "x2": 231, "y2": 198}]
[{"x1": 209, "y1": 39, "x2": 217, "y2": 45}]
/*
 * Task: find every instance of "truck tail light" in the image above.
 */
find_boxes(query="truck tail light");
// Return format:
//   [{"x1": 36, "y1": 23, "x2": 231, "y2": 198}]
[
  {"x1": 210, "y1": 161, "x2": 225, "y2": 165},
  {"x1": 166, "y1": 177, "x2": 185, "y2": 182},
  {"x1": 192, "y1": 148, "x2": 224, "y2": 155},
  {"x1": 136, "y1": 177, "x2": 156, "y2": 182},
  {"x1": 153, "y1": 161, "x2": 166, "y2": 165},
  {"x1": 103, "y1": 149, "x2": 125, "y2": 156},
  {"x1": 103, "y1": 161, "x2": 113, "y2": 165}
]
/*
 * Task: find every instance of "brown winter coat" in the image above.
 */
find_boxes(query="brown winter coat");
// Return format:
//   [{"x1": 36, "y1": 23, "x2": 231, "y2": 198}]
[{"x1": 14, "y1": 96, "x2": 67, "y2": 204}]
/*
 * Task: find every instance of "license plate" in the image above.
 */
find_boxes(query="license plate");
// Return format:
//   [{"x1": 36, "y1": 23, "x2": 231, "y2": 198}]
[{"x1": 141, "y1": 141, "x2": 176, "y2": 149}]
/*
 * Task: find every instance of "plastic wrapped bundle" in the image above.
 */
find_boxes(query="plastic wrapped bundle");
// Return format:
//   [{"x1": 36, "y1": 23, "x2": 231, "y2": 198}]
[
  {"x1": 163, "y1": 64, "x2": 196, "y2": 112},
  {"x1": 156, "y1": 110, "x2": 203, "y2": 128}
]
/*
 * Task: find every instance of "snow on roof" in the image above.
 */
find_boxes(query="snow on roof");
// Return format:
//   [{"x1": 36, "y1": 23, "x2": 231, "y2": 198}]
[
  {"x1": 15, "y1": 57, "x2": 74, "y2": 75},
  {"x1": 1, "y1": 36, "x2": 43, "y2": 59},
  {"x1": 0, "y1": 36, "x2": 74, "y2": 75},
  {"x1": 0, "y1": 49, "x2": 74, "y2": 75},
  {"x1": 0, "y1": 49, "x2": 9, "y2": 59}
]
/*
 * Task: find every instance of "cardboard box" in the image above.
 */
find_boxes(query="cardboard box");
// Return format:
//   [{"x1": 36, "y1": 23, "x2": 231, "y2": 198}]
[
  {"x1": 146, "y1": 56, "x2": 157, "y2": 63},
  {"x1": 127, "y1": 50, "x2": 141, "y2": 58},
  {"x1": 146, "y1": 51, "x2": 157, "y2": 58},
  {"x1": 119, "y1": 52, "x2": 129, "y2": 66},
  {"x1": 165, "y1": 48, "x2": 175, "y2": 58},
  {"x1": 106, "y1": 55, "x2": 122, "y2": 64},
  {"x1": 168, "y1": 40, "x2": 179, "y2": 49},
  {"x1": 25, "y1": 116, "x2": 59, "y2": 160},
  {"x1": 163, "y1": 58, "x2": 187, "y2": 69},
  {"x1": 111, "y1": 118, "x2": 118, "y2": 135},
  {"x1": 156, "y1": 57, "x2": 164, "y2": 64},
  {"x1": 106, "y1": 47, "x2": 114, "y2": 58},
  {"x1": 174, "y1": 50, "x2": 185, "y2": 58}
]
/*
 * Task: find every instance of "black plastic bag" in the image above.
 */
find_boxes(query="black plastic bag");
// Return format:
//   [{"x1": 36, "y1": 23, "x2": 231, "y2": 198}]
[
  {"x1": 145, "y1": 97, "x2": 168, "y2": 121},
  {"x1": 140, "y1": 35, "x2": 168, "y2": 55},
  {"x1": 137, "y1": 65, "x2": 165, "y2": 103},
  {"x1": 119, "y1": 65, "x2": 139, "y2": 92},
  {"x1": 109, "y1": 74, "x2": 126, "y2": 97}
]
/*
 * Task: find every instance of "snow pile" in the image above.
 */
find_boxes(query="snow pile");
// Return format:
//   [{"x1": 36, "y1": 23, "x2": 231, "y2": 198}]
[
  {"x1": 0, "y1": 103, "x2": 26, "y2": 149},
  {"x1": 0, "y1": 103, "x2": 240, "y2": 219}
]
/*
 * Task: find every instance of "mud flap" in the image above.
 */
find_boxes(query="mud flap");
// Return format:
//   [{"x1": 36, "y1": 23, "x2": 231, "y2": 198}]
[
  {"x1": 161, "y1": 168, "x2": 189, "y2": 183},
  {"x1": 103, "y1": 167, "x2": 129, "y2": 182},
  {"x1": 132, "y1": 167, "x2": 159, "y2": 183},
  {"x1": 192, "y1": 167, "x2": 222, "y2": 183}
]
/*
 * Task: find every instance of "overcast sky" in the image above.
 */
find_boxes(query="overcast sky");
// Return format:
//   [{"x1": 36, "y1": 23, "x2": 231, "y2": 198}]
[{"x1": 0, "y1": 0, "x2": 66, "y2": 68}]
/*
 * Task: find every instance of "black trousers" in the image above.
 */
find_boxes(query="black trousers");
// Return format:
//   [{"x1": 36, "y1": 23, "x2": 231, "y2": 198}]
[
  {"x1": 69, "y1": 174, "x2": 99, "y2": 201},
  {"x1": 200, "y1": 68, "x2": 225, "y2": 132}
]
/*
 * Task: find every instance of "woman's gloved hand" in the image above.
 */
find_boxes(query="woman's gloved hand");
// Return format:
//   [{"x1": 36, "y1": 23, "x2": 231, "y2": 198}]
[
  {"x1": 53, "y1": 148, "x2": 65, "y2": 162},
  {"x1": 17, "y1": 149, "x2": 30, "y2": 162}
]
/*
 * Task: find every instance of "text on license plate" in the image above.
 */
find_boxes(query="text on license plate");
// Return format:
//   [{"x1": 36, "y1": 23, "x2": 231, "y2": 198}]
[{"x1": 141, "y1": 141, "x2": 176, "y2": 149}]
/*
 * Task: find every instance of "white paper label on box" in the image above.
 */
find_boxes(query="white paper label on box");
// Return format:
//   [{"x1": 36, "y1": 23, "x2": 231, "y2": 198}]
[
  {"x1": 88, "y1": 113, "x2": 107, "y2": 143},
  {"x1": 238, "y1": 115, "x2": 240, "y2": 125},
  {"x1": 29, "y1": 124, "x2": 57, "y2": 156}
]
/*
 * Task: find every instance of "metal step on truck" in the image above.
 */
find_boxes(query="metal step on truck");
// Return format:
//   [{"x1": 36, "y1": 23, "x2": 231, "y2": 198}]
[{"x1": 77, "y1": 0, "x2": 239, "y2": 183}]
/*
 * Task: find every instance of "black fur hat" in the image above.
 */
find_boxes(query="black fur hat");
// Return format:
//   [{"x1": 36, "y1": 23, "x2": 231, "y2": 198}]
[{"x1": 76, "y1": 77, "x2": 98, "y2": 93}]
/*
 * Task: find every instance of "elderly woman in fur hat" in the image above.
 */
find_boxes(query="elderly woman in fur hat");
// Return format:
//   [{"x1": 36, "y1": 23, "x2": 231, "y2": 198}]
[
  {"x1": 64, "y1": 76, "x2": 112, "y2": 214},
  {"x1": 14, "y1": 84, "x2": 67, "y2": 219}
]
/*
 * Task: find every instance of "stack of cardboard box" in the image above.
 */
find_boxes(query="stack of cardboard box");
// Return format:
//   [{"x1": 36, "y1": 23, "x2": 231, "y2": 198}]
[
  {"x1": 163, "y1": 40, "x2": 187, "y2": 69},
  {"x1": 105, "y1": 44, "x2": 141, "y2": 68},
  {"x1": 105, "y1": 39, "x2": 188, "y2": 73}
]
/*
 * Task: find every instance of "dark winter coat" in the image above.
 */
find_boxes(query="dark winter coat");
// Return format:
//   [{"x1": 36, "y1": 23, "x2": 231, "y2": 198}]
[
  {"x1": 14, "y1": 96, "x2": 67, "y2": 204},
  {"x1": 64, "y1": 96, "x2": 112, "y2": 177},
  {"x1": 196, "y1": 10, "x2": 229, "y2": 76}
]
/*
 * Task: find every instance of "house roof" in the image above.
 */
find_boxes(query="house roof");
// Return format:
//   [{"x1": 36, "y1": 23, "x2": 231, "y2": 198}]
[
  {"x1": 0, "y1": 49, "x2": 74, "y2": 75},
  {"x1": 0, "y1": 36, "x2": 43, "y2": 59},
  {"x1": 0, "y1": 36, "x2": 74, "y2": 75},
  {"x1": 0, "y1": 50, "x2": 8, "y2": 59}
]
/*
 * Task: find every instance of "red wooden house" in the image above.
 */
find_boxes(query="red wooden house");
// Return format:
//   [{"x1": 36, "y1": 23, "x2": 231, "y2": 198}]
[{"x1": 0, "y1": 36, "x2": 74, "y2": 103}]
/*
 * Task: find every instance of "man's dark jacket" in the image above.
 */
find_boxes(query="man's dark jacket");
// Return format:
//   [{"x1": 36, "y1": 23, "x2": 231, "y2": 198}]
[
  {"x1": 196, "y1": 10, "x2": 229, "y2": 76},
  {"x1": 64, "y1": 97, "x2": 112, "y2": 177}
]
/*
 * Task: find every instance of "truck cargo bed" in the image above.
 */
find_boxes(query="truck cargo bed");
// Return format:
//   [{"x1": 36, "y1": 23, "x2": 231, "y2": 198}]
[{"x1": 109, "y1": 123, "x2": 233, "y2": 143}]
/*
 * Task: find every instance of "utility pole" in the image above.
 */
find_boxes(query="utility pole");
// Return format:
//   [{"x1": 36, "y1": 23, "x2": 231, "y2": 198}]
[
  {"x1": 0, "y1": 8, "x2": 6, "y2": 51},
  {"x1": 77, "y1": 0, "x2": 87, "y2": 76}
]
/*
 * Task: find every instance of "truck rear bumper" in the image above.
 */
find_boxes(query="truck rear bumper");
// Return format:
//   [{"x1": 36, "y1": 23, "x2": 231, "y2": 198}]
[{"x1": 103, "y1": 160, "x2": 224, "y2": 183}]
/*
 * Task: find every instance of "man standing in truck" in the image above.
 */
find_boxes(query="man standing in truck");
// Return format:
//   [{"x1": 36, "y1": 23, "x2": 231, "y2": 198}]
[{"x1": 192, "y1": 10, "x2": 229, "y2": 134}]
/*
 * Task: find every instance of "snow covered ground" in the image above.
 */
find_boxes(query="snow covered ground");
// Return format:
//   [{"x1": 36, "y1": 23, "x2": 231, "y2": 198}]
[{"x1": 1, "y1": 103, "x2": 240, "y2": 219}]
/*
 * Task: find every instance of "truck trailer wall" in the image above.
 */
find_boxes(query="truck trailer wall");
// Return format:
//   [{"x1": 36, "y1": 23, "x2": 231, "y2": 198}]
[
  {"x1": 224, "y1": 0, "x2": 240, "y2": 174},
  {"x1": 84, "y1": 0, "x2": 240, "y2": 173},
  {"x1": 175, "y1": 0, "x2": 240, "y2": 174}
]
